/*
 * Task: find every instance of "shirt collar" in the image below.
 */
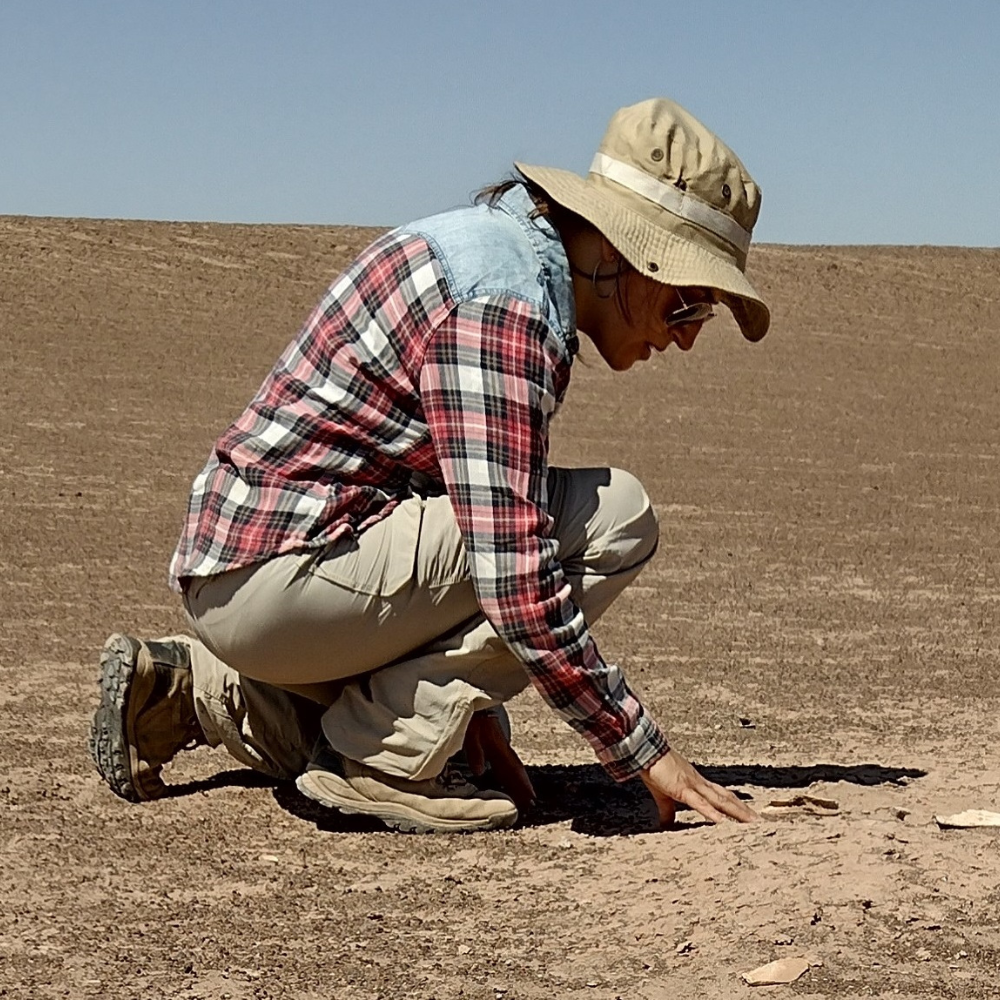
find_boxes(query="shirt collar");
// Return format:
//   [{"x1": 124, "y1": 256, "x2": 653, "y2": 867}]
[{"x1": 494, "y1": 184, "x2": 578, "y2": 356}]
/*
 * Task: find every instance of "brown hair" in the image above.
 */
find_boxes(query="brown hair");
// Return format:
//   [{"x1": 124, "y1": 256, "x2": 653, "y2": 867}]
[{"x1": 473, "y1": 171, "x2": 552, "y2": 218}]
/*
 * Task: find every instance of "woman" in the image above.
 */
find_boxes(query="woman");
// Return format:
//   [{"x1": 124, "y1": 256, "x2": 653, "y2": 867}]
[{"x1": 90, "y1": 98, "x2": 767, "y2": 832}]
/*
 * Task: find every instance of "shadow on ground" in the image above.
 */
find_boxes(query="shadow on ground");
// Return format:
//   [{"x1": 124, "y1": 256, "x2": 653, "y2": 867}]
[
  {"x1": 167, "y1": 760, "x2": 926, "y2": 838},
  {"x1": 698, "y1": 762, "x2": 926, "y2": 789},
  {"x1": 517, "y1": 761, "x2": 926, "y2": 837}
]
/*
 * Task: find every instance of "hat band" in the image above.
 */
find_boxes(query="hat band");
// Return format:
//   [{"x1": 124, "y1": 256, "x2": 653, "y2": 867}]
[{"x1": 589, "y1": 153, "x2": 751, "y2": 255}]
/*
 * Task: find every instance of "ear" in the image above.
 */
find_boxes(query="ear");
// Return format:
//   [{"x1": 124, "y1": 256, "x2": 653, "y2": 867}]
[{"x1": 599, "y1": 236, "x2": 620, "y2": 264}]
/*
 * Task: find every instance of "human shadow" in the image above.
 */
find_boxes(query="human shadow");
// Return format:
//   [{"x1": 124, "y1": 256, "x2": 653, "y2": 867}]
[
  {"x1": 165, "y1": 768, "x2": 278, "y2": 797},
  {"x1": 265, "y1": 759, "x2": 925, "y2": 838},
  {"x1": 521, "y1": 761, "x2": 926, "y2": 836},
  {"x1": 697, "y1": 762, "x2": 926, "y2": 790}
]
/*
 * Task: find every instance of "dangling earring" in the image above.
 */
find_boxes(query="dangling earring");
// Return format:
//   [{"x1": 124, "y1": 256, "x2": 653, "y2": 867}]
[{"x1": 592, "y1": 259, "x2": 615, "y2": 300}]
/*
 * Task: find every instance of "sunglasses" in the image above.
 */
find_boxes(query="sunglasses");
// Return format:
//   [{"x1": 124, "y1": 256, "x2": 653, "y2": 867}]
[{"x1": 665, "y1": 290, "x2": 715, "y2": 329}]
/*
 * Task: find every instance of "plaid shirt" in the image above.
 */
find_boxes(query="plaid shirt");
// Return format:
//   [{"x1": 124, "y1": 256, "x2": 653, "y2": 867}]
[{"x1": 170, "y1": 187, "x2": 668, "y2": 781}]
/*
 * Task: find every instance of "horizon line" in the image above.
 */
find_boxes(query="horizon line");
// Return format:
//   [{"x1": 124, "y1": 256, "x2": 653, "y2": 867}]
[{"x1": 1, "y1": 213, "x2": 996, "y2": 252}]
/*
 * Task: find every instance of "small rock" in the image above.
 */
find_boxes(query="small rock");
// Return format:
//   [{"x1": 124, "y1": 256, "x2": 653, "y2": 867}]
[
  {"x1": 774, "y1": 935, "x2": 794, "y2": 946},
  {"x1": 676, "y1": 940, "x2": 694, "y2": 955},
  {"x1": 761, "y1": 795, "x2": 839, "y2": 820},
  {"x1": 935, "y1": 809, "x2": 1000, "y2": 828},
  {"x1": 916, "y1": 948, "x2": 932, "y2": 961},
  {"x1": 741, "y1": 957, "x2": 811, "y2": 986},
  {"x1": 457, "y1": 945, "x2": 471, "y2": 955}
]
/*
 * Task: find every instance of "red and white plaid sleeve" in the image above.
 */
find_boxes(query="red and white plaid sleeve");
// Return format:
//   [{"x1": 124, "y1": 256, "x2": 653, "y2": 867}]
[{"x1": 419, "y1": 295, "x2": 669, "y2": 781}]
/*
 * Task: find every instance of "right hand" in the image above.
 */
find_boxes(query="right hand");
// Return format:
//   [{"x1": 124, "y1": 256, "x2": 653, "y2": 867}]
[{"x1": 640, "y1": 749, "x2": 758, "y2": 827}]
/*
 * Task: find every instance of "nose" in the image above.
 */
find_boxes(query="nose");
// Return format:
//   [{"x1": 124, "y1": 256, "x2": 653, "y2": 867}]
[{"x1": 672, "y1": 322, "x2": 704, "y2": 352}]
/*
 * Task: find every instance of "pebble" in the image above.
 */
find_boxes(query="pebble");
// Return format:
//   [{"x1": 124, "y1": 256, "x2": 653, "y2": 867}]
[{"x1": 741, "y1": 957, "x2": 810, "y2": 986}]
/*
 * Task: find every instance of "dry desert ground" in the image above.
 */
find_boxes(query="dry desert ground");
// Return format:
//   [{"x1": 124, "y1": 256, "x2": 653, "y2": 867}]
[{"x1": 1, "y1": 215, "x2": 999, "y2": 999}]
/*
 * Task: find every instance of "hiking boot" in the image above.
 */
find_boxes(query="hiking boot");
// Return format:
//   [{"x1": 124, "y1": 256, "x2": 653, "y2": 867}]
[
  {"x1": 89, "y1": 633, "x2": 206, "y2": 802},
  {"x1": 295, "y1": 752, "x2": 518, "y2": 834}
]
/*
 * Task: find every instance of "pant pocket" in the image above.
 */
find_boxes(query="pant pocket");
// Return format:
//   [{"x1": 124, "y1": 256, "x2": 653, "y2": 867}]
[
  {"x1": 309, "y1": 498, "x2": 422, "y2": 596},
  {"x1": 413, "y1": 493, "x2": 471, "y2": 589}
]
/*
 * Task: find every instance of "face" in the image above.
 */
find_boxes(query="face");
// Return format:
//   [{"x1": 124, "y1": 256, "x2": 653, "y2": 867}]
[{"x1": 581, "y1": 271, "x2": 716, "y2": 371}]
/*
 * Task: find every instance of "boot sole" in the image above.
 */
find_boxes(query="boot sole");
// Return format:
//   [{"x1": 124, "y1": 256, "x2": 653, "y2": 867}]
[
  {"x1": 88, "y1": 633, "x2": 149, "y2": 802},
  {"x1": 295, "y1": 770, "x2": 517, "y2": 834}
]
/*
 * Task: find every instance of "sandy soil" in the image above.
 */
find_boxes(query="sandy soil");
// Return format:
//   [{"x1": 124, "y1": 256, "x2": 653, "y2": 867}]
[{"x1": 1, "y1": 214, "x2": 998, "y2": 999}]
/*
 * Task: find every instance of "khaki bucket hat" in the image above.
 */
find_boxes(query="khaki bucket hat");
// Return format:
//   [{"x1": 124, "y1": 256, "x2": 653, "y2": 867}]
[{"x1": 516, "y1": 98, "x2": 769, "y2": 342}]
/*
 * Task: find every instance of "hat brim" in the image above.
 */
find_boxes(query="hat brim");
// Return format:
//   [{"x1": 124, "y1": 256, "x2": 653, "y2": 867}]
[{"x1": 515, "y1": 162, "x2": 770, "y2": 343}]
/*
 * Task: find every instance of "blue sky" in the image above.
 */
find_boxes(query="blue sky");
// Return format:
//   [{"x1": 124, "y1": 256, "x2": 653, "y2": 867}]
[{"x1": 3, "y1": 1, "x2": 998, "y2": 245}]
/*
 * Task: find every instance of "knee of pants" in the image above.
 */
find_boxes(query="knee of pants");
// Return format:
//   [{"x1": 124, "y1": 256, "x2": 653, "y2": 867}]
[
  {"x1": 598, "y1": 468, "x2": 660, "y2": 573},
  {"x1": 616, "y1": 468, "x2": 659, "y2": 566}
]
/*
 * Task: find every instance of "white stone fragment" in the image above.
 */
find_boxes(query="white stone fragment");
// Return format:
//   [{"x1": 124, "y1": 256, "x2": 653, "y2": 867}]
[
  {"x1": 935, "y1": 809, "x2": 1000, "y2": 828},
  {"x1": 741, "y1": 957, "x2": 811, "y2": 986}
]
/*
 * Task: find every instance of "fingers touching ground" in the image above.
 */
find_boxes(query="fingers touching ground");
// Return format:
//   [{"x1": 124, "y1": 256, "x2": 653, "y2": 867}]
[
  {"x1": 684, "y1": 784, "x2": 757, "y2": 825},
  {"x1": 461, "y1": 718, "x2": 754, "y2": 827},
  {"x1": 641, "y1": 749, "x2": 759, "y2": 827}
]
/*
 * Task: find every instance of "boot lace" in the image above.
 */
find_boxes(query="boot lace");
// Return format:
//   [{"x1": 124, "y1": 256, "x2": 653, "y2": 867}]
[{"x1": 433, "y1": 765, "x2": 471, "y2": 792}]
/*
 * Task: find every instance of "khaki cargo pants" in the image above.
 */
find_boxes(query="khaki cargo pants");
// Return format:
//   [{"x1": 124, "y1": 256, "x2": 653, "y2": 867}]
[{"x1": 178, "y1": 466, "x2": 658, "y2": 782}]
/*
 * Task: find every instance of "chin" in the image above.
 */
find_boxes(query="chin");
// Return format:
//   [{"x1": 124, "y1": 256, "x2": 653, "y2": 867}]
[
  {"x1": 605, "y1": 350, "x2": 635, "y2": 371},
  {"x1": 593, "y1": 343, "x2": 637, "y2": 372}
]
